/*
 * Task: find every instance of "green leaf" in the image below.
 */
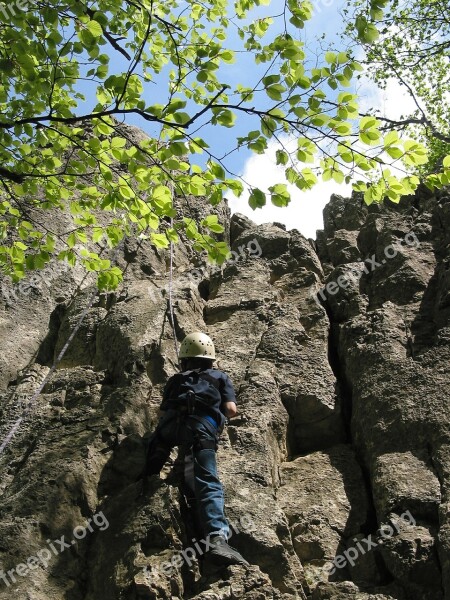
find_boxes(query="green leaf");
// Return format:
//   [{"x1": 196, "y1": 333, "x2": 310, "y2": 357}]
[
  {"x1": 269, "y1": 183, "x2": 290, "y2": 207},
  {"x1": 265, "y1": 84, "x2": 285, "y2": 101},
  {"x1": 309, "y1": 114, "x2": 329, "y2": 126},
  {"x1": 165, "y1": 98, "x2": 187, "y2": 114},
  {"x1": 210, "y1": 162, "x2": 226, "y2": 180},
  {"x1": 67, "y1": 233, "x2": 77, "y2": 248},
  {"x1": 332, "y1": 170, "x2": 345, "y2": 184},
  {"x1": 208, "y1": 223, "x2": 225, "y2": 233},
  {"x1": 386, "y1": 147, "x2": 404, "y2": 159},
  {"x1": 226, "y1": 179, "x2": 244, "y2": 197},
  {"x1": 98, "y1": 267, "x2": 123, "y2": 291},
  {"x1": 360, "y1": 116, "x2": 379, "y2": 130},
  {"x1": 196, "y1": 71, "x2": 209, "y2": 83},
  {"x1": 151, "y1": 233, "x2": 170, "y2": 249},
  {"x1": 202, "y1": 214, "x2": 216, "y2": 227},
  {"x1": 183, "y1": 218, "x2": 199, "y2": 240},
  {"x1": 248, "y1": 188, "x2": 266, "y2": 210},
  {"x1": 93, "y1": 228, "x2": 104, "y2": 243},
  {"x1": 119, "y1": 185, "x2": 135, "y2": 199},
  {"x1": 188, "y1": 175, "x2": 206, "y2": 196},
  {"x1": 262, "y1": 74, "x2": 280, "y2": 86},
  {"x1": 202, "y1": 214, "x2": 225, "y2": 234},
  {"x1": 202, "y1": 214, "x2": 219, "y2": 228},
  {"x1": 111, "y1": 137, "x2": 127, "y2": 149},
  {"x1": 86, "y1": 20, "x2": 103, "y2": 37},
  {"x1": 221, "y1": 50, "x2": 235, "y2": 63},
  {"x1": 383, "y1": 131, "x2": 399, "y2": 147},
  {"x1": 276, "y1": 150, "x2": 289, "y2": 166},
  {"x1": 153, "y1": 185, "x2": 172, "y2": 203}
]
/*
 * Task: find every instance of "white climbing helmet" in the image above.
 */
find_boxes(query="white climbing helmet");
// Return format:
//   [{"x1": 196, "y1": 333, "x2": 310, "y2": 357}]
[{"x1": 179, "y1": 332, "x2": 216, "y2": 359}]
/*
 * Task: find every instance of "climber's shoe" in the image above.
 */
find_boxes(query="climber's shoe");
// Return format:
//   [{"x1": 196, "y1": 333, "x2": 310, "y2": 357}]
[{"x1": 207, "y1": 535, "x2": 249, "y2": 566}]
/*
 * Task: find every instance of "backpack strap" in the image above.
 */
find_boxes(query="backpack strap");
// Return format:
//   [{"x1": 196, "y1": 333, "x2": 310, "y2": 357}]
[{"x1": 168, "y1": 369, "x2": 220, "y2": 397}]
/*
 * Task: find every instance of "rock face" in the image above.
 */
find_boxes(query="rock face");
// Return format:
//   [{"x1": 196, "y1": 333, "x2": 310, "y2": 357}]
[{"x1": 0, "y1": 176, "x2": 449, "y2": 600}]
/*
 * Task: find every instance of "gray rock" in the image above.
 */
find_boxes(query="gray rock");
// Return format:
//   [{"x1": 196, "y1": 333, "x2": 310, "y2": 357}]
[{"x1": 1, "y1": 131, "x2": 450, "y2": 599}]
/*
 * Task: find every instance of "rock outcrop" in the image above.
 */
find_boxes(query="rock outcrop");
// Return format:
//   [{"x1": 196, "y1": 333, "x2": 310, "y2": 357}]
[{"x1": 0, "y1": 171, "x2": 449, "y2": 600}]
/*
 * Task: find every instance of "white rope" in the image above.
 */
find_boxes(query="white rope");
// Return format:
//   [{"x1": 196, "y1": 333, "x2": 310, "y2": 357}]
[
  {"x1": 0, "y1": 288, "x2": 98, "y2": 455},
  {"x1": 0, "y1": 195, "x2": 181, "y2": 456},
  {"x1": 168, "y1": 217, "x2": 180, "y2": 367},
  {"x1": 0, "y1": 241, "x2": 123, "y2": 457}
]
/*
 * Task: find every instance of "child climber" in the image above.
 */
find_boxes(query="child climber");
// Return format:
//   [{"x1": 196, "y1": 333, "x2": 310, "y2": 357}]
[{"x1": 145, "y1": 332, "x2": 249, "y2": 566}]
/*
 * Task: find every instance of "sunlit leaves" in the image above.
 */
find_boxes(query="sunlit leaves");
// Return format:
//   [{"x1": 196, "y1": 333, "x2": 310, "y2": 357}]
[
  {"x1": 276, "y1": 149, "x2": 289, "y2": 166},
  {"x1": 151, "y1": 233, "x2": 170, "y2": 249},
  {"x1": 86, "y1": 20, "x2": 103, "y2": 38},
  {"x1": 359, "y1": 116, "x2": 381, "y2": 145},
  {"x1": 201, "y1": 214, "x2": 225, "y2": 233},
  {"x1": 346, "y1": 0, "x2": 450, "y2": 174},
  {"x1": 269, "y1": 183, "x2": 290, "y2": 207},
  {"x1": 249, "y1": 188, "x2": 266, "y2": 210},
  {"x1": 402, "y1": 140, "x2": 428, "y2": 166},
  {"x1": 97, "y1": 266, "x2": 123, "y2": 290},
  {"x1": 0, "y1": 0, "x2": 444, "y2": 290},
  {"x1": 355, "y1": 15, "x2": 380, "y2": 43},
  {"x1": 426, "y1": 155, "x2": 450, "y2": 190}
]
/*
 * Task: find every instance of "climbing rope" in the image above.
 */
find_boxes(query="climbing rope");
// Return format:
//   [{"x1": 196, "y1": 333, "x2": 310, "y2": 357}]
[
  {"x1": 0, "y1": 287, "x2": 99, "y2": 456},
  {"x1": 167, "y1": 216, "x2": 180, "y2": 367},
  {"x1": 0, "y1": 193, "x2": 182, "y2": 457},
  {"x1": 0, "y1": 237, "x2": 126, "y2": 458}
]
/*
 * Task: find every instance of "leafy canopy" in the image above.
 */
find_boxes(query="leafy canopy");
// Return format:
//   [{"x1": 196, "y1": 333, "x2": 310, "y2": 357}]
[
  {"x1": 0, "y1": 0, "x2": 446, "y2": 288},
  {"x1": 343, "y1": 0, "x2": 450, "y2": 179}
]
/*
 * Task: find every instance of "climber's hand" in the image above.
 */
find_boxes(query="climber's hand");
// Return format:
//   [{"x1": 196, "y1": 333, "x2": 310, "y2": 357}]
[{"x1": 222, "y1": 401, "x2": 237, "y2": 418}]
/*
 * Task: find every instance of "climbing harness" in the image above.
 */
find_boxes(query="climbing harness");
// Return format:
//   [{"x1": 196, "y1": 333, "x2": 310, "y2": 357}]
[{"x1": 143, "y1": 367, "x2": 224, "y2": 476}]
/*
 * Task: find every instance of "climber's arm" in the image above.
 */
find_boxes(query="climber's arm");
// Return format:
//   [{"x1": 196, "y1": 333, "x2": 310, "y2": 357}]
[
  {"x1": 220, "y1": 373, "x2": 238, "y2": 419},
  {"x1": 156, "y1": 375, "x2": 175, "y2": 420}
]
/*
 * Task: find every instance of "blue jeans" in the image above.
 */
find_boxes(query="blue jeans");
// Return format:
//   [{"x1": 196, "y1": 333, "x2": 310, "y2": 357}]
[{"x1": 151, "y1": 411, "x2": 229, "y2": 539}]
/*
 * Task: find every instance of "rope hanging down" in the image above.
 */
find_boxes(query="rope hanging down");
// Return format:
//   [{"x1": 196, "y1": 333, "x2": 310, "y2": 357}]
[
  {"x1": 0, "y1": 237, "x2": 125, "y2": 458},
  {"x1": 167, "y1": 216, "x2": 180, "y2": 367},
  {"x1": 0, "y1": 194, "x2": 181, "y2": 457},
  {"x1": 0, "y1": 288, "x2": 99, "y2": 456}
]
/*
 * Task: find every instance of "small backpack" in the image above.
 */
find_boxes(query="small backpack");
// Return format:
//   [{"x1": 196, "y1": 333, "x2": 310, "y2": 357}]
[{"x1": 168, "y1": 369, "x2": 221, "y2": 407}]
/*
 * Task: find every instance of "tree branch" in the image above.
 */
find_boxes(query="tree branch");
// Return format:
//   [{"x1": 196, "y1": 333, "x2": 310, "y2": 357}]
[
  {"x1": 183, "y1": 86, "x2": 231, "y2": 127},
  {"x1": 0, "y1": 108, "x2": 172, "y2": 129},
  {"x1": 102, "y1": 31, "x2": 132, "y2": 61},
  {"x1": 0, "y1": 167, "x2": 25, "y2": 184},
  {"x1": 84, "y1": 6, "x2": 132, "y2": 61}
]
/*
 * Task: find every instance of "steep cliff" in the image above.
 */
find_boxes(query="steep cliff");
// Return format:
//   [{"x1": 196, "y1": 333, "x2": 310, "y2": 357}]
[{"x1": 0, "y1": 172, "x2": 449, "y2": 600}]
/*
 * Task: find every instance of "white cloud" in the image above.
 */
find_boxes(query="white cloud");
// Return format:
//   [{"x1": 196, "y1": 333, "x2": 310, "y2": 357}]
[
  {"x1": 228, "y1": 140, "x2": 351, "y2": 239},
  {"x1": 357, "y1": 75, "x2": 418, "y2": 122},
  {"x1": 228, "y1": 67, "x2": 424, "y2": 240}
]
